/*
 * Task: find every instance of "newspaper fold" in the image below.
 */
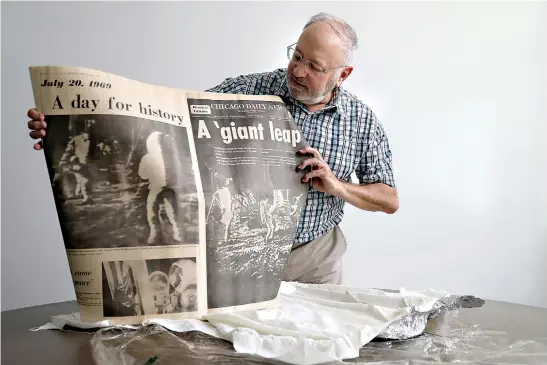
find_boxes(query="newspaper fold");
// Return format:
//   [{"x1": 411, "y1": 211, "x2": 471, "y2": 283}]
[{"x1": 29, "y1": 65, "x2": 310, "y2": 325}]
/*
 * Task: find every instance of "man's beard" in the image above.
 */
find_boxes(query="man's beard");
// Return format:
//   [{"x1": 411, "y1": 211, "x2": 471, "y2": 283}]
[{"x1": 287, "y1": 73, "x2": 339, "y2": 105}]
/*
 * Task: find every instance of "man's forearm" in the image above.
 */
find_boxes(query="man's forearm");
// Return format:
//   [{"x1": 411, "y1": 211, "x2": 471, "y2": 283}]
[{"x1": 336, "y1": 181, "x2": 399, "y2": 214}]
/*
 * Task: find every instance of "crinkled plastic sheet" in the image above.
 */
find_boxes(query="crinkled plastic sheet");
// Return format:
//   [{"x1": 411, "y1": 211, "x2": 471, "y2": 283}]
[{"x1": 90, "y1": 310, "x2": 547, "y2": 365}]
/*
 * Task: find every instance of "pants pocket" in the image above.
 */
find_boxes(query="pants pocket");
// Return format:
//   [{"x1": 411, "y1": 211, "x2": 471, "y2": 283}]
[{"x1": 336, "y1": 225, "x2": 348, "y2": 254}]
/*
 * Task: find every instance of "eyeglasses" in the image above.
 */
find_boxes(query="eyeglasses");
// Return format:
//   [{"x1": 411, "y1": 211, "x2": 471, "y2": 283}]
[{"x1": 286, "y1": 43, "x2": 345, "y2": 76}]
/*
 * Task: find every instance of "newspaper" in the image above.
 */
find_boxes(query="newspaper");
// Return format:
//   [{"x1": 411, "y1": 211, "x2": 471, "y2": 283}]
[{"x1": 29, "y1": 65, "x2": 309, "y2": 325}]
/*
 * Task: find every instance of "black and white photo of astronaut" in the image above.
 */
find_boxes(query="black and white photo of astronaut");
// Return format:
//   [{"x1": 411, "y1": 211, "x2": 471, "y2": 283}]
[
  {"x1": 188, "y1": 98, "x2": 308, "y2": 309},
  {"x1": 102, "y1": 257, "x2": 198, "y2": 317},
  {"x1": 42, "y1": 114, "x2": 199, "y2": 249}
]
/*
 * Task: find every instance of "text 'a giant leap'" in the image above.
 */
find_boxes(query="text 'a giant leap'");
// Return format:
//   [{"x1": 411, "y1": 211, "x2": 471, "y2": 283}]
[{"x1": 197, "y1": 120, "x2": 301, "y2": 147}]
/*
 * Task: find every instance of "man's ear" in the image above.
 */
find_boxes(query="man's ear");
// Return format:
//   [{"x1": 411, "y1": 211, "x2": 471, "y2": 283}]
[{"x1": 336, "y1": 66, "x2": 353, "y2": 87}]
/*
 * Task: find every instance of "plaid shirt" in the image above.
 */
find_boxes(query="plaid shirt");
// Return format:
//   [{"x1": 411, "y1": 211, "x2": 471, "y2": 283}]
[{"x1": 207, "y1": 68, "x2": 395, "y2": 245}]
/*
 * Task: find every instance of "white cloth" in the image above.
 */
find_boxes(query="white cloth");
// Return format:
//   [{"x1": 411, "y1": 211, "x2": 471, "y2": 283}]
[{"x1": 32, "y1": 281, "x2": 449, "y2": 365}]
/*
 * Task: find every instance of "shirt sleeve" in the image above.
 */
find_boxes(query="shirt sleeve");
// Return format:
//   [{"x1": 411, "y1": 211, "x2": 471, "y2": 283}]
[
  {"x1": 205, "y1": 69, "x2": 283, "y2": 95},
  {"x1": 355, "y1": 113, "x2": 396, "y2": 188},
  {"x1": 205, "y1": 74, "x2": 252, "y2": 94}
]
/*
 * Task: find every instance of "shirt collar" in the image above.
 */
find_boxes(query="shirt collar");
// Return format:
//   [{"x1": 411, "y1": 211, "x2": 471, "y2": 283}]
[{"x1": 274, "y1": 70, "x2": 350, "y2": 118}]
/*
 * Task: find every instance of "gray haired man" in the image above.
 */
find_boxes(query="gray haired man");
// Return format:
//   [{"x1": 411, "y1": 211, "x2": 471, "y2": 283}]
[{"x1": 27, "y1": 13, "x2": 399, "y2": 285}]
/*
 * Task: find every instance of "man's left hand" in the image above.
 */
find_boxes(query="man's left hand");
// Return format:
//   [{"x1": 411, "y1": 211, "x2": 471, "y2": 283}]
[{"x1": 298, "y1": 146, "x2": 342, "y2": 196}]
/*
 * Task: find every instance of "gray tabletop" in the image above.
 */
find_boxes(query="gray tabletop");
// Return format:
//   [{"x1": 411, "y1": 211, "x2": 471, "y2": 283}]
[{"x1": 2, "y1": 299, "x2": 547, "y2": 364}]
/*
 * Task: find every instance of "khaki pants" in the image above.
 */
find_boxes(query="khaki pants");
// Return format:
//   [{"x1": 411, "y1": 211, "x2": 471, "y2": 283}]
[{"x1": 283, "y1": 226, "x2": 347, "y2": 285}]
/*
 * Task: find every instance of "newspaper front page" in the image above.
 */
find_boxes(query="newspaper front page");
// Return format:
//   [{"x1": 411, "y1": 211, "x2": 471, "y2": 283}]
[{"x1": 29, "y1": 66, "x2": 309, "y2": 325}]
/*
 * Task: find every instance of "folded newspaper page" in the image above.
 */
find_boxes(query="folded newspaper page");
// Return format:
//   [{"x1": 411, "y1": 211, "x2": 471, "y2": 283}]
[{"x1": 29, "y1": 66, "x2": 309, "y2": 325}]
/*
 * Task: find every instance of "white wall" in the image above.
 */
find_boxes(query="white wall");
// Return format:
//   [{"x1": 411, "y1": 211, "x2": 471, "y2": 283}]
[{"x1": 2, "y1": 1, "x2": 546, "y2": 311}]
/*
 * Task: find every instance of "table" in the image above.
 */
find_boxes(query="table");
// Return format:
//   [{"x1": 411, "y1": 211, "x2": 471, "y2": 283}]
[{"x1": 2, "y1": 299, "x2": 547, "y2": 364}]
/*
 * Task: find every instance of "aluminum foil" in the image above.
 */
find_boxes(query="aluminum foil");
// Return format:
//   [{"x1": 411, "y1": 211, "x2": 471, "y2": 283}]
[{"x1": 377, "y1": 294, "x2": 486, "y2": 340}]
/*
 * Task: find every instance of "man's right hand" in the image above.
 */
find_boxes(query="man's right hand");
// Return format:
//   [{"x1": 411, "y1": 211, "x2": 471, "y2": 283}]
[{"x1": 27, "y1": 108, "x2": 47, "y2": 150}]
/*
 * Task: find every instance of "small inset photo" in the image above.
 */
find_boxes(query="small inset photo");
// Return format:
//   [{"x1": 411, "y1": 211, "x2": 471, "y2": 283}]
[{"x1": 101, "y1": 257, "x2": 198, "y2": 317}]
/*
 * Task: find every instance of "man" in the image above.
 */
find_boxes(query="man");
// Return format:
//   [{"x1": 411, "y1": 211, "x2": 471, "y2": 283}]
[
  {"x1": 26, "y1": 12, "x2": 399, "y2": 285},
  {"x1": 54, "y1": 129, "x2": 92, "y2": 203},
  {"x1": 138, "y1": 131, "x2": 182, "y2": 244},
  {"x1": 207, "y1": 177, "x2": 233, "y2": 243}
]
